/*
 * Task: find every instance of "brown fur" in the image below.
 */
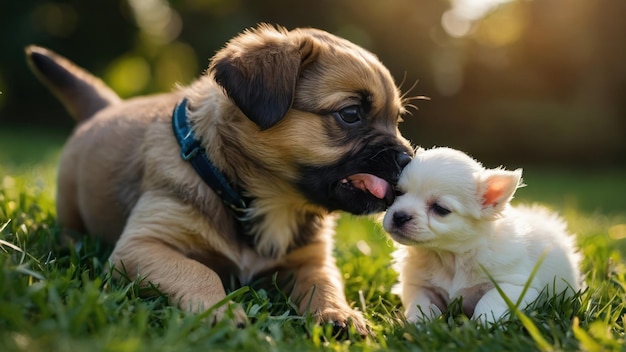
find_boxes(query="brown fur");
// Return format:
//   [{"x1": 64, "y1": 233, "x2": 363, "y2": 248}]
[{"x1": 26, "y1": 24, "x2": 413, "y2": 334}]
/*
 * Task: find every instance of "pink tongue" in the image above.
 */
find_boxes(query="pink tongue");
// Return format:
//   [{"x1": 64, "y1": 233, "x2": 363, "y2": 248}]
[{"x1": 347, "y1": 173, "x2": 390, "y2": 200}]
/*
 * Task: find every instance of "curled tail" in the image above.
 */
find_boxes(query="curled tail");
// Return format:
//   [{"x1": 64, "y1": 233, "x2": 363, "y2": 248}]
[{"x1": 25, "y1": 45, "x2": 121, "y2": 122}]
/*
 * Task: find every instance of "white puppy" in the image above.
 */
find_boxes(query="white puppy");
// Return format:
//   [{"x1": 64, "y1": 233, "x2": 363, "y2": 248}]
[{"x1": 383, "y1": 147, "x2": 583, "y2": 324}]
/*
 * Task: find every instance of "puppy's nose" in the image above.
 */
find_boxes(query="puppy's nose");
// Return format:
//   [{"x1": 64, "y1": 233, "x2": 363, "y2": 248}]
[
  {"x1": 392, "y1": 211, "x2": 413, "y2": 228},
  {"x1": 396, "y1": 152, "x2": 412, "y2": 168}
]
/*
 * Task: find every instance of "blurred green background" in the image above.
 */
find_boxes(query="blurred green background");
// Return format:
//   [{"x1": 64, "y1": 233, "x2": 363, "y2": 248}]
[{"x1": 1, "y1": 0, "x2": 625, "y2": 167}]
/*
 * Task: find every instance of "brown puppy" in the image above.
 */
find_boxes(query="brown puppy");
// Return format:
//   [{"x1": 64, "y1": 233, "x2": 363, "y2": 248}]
[{"x1": 26, "y1": 24, "x2": 413, "y2": 334}]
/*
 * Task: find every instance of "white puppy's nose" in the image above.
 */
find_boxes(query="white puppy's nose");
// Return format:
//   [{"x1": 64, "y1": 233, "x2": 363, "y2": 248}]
[{"x1": 392, "y1": 211, "x2": 413, "y2": 228}]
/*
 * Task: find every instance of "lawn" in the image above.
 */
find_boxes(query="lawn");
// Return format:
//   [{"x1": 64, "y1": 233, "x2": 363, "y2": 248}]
[{"x1": 1, "y1": 129, "x2": 625, "y2": 351}]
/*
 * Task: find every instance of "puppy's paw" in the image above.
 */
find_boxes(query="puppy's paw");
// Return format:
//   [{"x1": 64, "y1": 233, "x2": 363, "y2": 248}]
[
  {"x1": 471, "y1": 304, "x2": 509, "y2": 326},
  {"x1": 315, "y1": 307, "x2": 369, "y2": 337},
  {"x1": 406, "y1": 304, "x2": 442, "y2": 324},
  {"x1": 206, "y1": 301, "x2": 248, "y2": 328}
]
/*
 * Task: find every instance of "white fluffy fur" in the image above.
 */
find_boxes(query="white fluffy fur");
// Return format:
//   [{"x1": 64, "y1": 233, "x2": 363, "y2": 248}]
[{"x1": 383, "y1": 147, "x2": 583, "y2": 324}]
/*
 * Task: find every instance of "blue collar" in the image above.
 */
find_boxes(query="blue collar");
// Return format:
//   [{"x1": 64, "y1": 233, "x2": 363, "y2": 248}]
[{"x1": 172, "y1": 98, "x2": 248, "y2": 218}]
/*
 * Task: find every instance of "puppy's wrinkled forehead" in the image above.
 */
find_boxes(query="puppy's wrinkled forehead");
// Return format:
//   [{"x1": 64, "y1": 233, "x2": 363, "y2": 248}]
[{"x1": 293, "y1": 28, "x2": 403, "y2": 122}]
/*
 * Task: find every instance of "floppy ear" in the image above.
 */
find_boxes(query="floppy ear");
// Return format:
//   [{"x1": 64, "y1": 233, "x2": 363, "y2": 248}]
[
  {"x1": 478, "y1": 168, "x2": 523, "y2": 219},
  {"x1": 209, "y1": 25, "x2": 316, "y2": 130}
]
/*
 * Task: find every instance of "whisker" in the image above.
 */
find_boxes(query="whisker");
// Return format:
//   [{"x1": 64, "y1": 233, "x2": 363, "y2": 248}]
[
  {"x1": 403, "y1": 94, "x2": 431, "y2": 102},
  {"x1": 399, "y1": 77, "x2": 430, "y2": 115},
  {"x1": 369, "y1": 145, "x2": 393, "y2": 160},
  {"x1": 402, "y1": 95, "x2": 430, "y2": 114},
  {"x1": 400, "y1": 78, "x2": 420, "y2": 100},
  {"x1": 398, "y1": 71, "x2": 410, "y2": 93},
  {"x1": 403, "y1": 104, "x2": 418, "y2": 115}
]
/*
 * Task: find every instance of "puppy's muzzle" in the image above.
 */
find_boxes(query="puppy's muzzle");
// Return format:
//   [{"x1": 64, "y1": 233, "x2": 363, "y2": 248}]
[
  {"x1": 392, "y1": 210, "x2": 413, "y2": 229},
  {"x1": 297, "y1": 143, "x2": 413, "y2": 215}
]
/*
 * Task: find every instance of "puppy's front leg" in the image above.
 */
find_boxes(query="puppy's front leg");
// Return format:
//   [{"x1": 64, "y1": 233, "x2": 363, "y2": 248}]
[
  {"x1": 278, "y1": 241, "x2": 367, "y2": 335},
  {"x1": 472, "y1": 284, "x2": 540, "y2": 324},
  {"x1": 402, "y1": 286, "x2": 444, "y2": 323},
  {"x1": 109, "y1": 194, "x2": 247, "y2": 326}
]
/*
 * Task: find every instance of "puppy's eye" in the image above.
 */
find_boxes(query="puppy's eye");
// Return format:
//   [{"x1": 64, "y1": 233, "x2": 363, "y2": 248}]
[
  {"x1": 430, "y1": 203, "x2": 451, "y2": 217},
  {"x1": 334, "y1": 105, "x2": 362, "y2": 125}
]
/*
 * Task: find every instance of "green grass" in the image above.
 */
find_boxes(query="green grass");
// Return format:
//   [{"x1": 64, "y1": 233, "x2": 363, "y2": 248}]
[{"x1": 1, "y1": 129, "x2": 625, "y2": 351}]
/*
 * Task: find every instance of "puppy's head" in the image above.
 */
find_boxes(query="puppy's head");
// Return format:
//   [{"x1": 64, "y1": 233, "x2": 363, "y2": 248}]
[
  {"x1": 206, "y1": 24, "x2": 414, "y2": 214},
  {"x1": 382, "y1": 147, "x2": 522, "y2": 250}
]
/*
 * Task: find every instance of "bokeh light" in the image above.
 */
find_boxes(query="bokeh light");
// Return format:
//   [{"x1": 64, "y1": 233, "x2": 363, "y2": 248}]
[{"x1": 1, "y1": 0, "x2": 625, "y2": 166}]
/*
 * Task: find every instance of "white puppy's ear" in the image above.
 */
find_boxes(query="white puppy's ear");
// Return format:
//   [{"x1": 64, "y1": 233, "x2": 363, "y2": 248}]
[{"x1": 478, "y1": 168, "x2": 522, "y2": 219}]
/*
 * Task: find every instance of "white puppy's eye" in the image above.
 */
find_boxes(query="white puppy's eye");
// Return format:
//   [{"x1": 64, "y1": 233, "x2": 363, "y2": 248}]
[{"x1": 430, "y1": 203, "x2": 451, "y2": 216}]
